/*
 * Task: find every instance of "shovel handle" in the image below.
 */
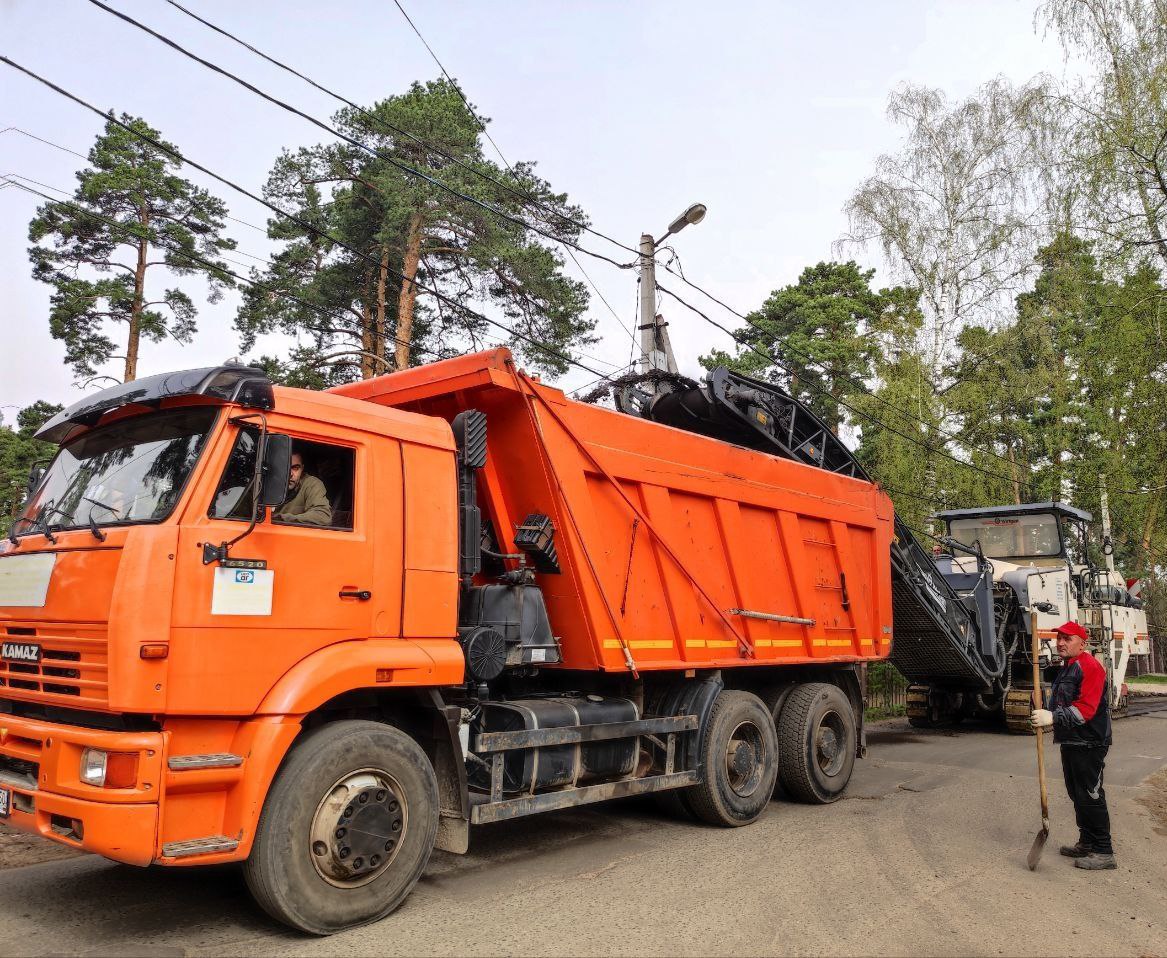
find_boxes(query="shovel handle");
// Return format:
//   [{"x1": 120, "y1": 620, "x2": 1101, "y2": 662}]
[{"x1": 1031, "y1": 611, "x2": 1050, "y2": 820}]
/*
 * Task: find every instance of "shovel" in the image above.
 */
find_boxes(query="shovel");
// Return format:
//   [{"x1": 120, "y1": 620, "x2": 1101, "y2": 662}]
[{"x1": 1026, "y1": 608, "x2": 1050, "y2": 870}]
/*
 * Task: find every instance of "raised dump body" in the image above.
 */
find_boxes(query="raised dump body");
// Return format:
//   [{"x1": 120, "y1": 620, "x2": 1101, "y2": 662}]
[
  {"x1": 333, "y1": 348, "x2": 896, "y2": 673},
  {"x1": 618, "y1": 364, "x2": 1004, "y2": 696}
]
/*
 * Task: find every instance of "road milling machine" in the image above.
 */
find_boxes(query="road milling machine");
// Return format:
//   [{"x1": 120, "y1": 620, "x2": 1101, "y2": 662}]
[{"x1": 913, "y1": 503, "x2": 1151, "y2": 732}]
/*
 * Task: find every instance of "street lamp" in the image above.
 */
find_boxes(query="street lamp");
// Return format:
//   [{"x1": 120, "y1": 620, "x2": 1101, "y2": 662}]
[
  {"x1": 639, "y1": 203, "x2": 706, "y2": 378},
  {"x1": 662, "y1": 203, "x2": 707, "y2": 244}
]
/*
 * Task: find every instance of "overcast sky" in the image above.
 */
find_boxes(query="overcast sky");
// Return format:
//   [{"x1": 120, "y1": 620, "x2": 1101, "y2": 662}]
[{"x1": 0, "y1": 0, "x2": 1074, "y2": 421}]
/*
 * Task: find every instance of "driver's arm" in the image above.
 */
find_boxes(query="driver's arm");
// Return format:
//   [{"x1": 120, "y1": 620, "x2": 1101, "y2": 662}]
[{"x1": 277, "y1": 475, "x2": 333, "y2": 526}]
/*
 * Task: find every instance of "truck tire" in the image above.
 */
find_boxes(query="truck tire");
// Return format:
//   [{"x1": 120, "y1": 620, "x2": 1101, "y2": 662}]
[
  {"x1": 685, "y1": 690, "x2": 778, "y2": 827},
  {"x1": 244, "y1": 719, "x2": 439, "y2": 935},
  {"x1": 777, "y1": 682, "x2": 856, "y2": 804}
]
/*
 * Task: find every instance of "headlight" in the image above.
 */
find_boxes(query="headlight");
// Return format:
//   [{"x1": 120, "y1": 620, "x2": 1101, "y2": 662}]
[{"x1": 79, "y1": 748, "x2": 139, "y2": 788}]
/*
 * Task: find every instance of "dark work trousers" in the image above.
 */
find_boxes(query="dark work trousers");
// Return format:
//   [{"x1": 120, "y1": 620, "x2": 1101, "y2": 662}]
[{"x1": 1060, "y1": 745, "x2": 1113, "y2": 854}]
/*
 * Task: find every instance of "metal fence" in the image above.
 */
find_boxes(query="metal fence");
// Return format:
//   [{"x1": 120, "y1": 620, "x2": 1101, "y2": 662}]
[{"x1": 1128, "y1": 633, "x2": 1166, "y2": 678}]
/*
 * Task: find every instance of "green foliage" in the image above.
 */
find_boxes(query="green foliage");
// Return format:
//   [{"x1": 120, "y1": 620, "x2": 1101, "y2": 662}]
[
  {"x1": 27, "y1": 114, "x2": 235, "y2": 383},
  {"x1": 237, "y1": 78, "x2": 594, "y2": 384},
  {"x1": 943, "y1": 233, "x2": 1167, "y2": 578},
  {"x1": 0, "y1": 403, "x2": 62, "y2": 523},
  {"x1": 701, "y1": 261, "x2": 921, "y2": 434},
  {"x1": 1040, "y1": 0, "x2": 1167, "y2": 271}
]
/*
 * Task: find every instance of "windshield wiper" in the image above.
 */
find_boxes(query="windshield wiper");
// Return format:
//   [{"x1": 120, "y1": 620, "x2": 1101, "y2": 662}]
[
  {"x1": 7, "y1": 516, "x2": 31, "y2": 547},
  {"x1": 81, "y1": 496, "x2": 123, "y2": 520},
  {"x1": 37, "y1": 503, "x2": 74, "y2": 543},
  {"x1": 80, "y1": 496, "x2": 125, "y2": 541}
]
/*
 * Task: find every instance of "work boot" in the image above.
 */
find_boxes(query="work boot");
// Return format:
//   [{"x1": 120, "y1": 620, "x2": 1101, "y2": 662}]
[
  {"x1": 1073, "y1": 852, "x2": 1117, "y2": 870},
  {"x1": 1059, "y1": 842, "x2": 1091, "y2": 858}
]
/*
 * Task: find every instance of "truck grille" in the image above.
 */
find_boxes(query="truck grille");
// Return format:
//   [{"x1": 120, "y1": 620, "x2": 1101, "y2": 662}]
[{"x1": 0, "y1": 626, "x2": 109, "y2": 709}]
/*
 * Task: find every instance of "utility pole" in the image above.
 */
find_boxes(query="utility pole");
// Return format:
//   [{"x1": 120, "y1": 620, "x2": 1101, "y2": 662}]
[
  {"x1": 637, "y1": 204, "x2": 706, "y2": 385},
  {"x1": 638, "y1": 233, "x2": 668, "y2": 375},
  {"x1": 1099, "y1": 473, "x2": 1116, "y2": 573}
]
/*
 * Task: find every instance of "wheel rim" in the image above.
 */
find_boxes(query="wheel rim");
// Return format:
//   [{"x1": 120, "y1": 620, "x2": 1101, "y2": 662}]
[
  {"x1": 309, "y1": 768, "x2": 408, "y2": 888},
  {"x1": 815, "y1": 709, "x2": 847, "y2": 777},
  {"x1": 724, "y1": 720, "x2": 767, "y2": 798}
]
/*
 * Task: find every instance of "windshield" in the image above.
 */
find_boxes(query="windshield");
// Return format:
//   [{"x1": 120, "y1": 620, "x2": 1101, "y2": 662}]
[
  {"x1": 18, "y1": 407, "x2": 218, "y2": 534},
  {"x1": 948, "y1": 513, "x2": 1063, "y2": 559}
]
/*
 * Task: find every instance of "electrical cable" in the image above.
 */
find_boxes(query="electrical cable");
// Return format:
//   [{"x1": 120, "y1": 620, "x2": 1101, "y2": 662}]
[
  {"x1": 658, "y1": 257, "x2": 1042, "y2": 489},
  {"x1": 4, "y1": 177, "x2": 432, "y2": 363},
  {"x1": 163, "y1": 0, "x2": 640, "y2": 260},
  {"x1": 372, "y1": 0, "x2": 641, "y2": 348},
  {"x1": 0, "y1": 55, "x2": 615, "y2": 383},
  {"x1": 655, "y1": 281, "x2": 1039, "y2": 494},
  {"x1": 3, "y1": 174, "x2": 456, "y2": 369},
  {"x1": 1, "y1": 125, "x2": 270, "y2": 235},
  {"x1": 5, "y1": 163, "x2": 621, "y2": 373},
  {"x1": 85, "y1": 0, "x2": 634, "y2": 276}
]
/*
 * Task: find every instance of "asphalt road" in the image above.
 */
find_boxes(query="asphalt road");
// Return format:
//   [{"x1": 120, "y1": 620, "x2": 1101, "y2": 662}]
[{"x1": 0, "y1": 714, "x2": 1164, "y2": 958}]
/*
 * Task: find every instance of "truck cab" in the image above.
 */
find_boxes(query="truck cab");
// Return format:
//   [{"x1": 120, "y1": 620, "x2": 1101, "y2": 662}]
[{"x1": 0, "y1": 365, "x2": 463, "y2": 875}]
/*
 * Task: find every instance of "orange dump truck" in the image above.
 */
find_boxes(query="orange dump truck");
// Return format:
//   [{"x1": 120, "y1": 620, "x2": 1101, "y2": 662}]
[{"x1": 0, "y1": 348, "x2": 892, "y2": 933}]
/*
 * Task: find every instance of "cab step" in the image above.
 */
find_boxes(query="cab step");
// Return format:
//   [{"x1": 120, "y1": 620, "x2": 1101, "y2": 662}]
[{"x1": 161, "y1": 836, "x2": 239, "y2": 858}]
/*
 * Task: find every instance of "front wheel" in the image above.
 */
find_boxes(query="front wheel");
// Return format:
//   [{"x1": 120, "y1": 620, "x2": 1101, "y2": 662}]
[
  {"x1": 244, "y1": 720, "x2": 439, "y2": 935},
  {"x1": 777, "y1": 683, "x2": 856, "y2": 804}
]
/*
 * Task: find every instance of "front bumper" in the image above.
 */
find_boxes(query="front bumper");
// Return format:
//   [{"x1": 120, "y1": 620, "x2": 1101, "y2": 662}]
[{"x1": 0, "y1": 712, "x2": 163, "y2": 866}]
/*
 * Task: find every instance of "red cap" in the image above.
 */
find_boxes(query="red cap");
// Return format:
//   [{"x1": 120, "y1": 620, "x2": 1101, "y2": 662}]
[{"x1": 1054, "y1": 621, "x2": 1088, "y2": 641}]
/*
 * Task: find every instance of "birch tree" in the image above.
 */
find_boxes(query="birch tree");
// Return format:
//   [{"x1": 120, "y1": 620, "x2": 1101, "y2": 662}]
[
  {"x1": 1040, "y1": 0, "x2": 1167, "y2": 269},
  {"x1": 841, "y1": 79, "x2": 1054, "y2": 379}
]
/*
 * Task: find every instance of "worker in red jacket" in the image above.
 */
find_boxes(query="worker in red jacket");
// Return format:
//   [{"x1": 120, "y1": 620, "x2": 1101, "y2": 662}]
[{"x1": 1031, "y1": 621, "x2": 1115, "y2": 870}]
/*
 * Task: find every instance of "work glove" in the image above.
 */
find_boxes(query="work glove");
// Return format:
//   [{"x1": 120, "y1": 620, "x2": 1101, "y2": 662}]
[{"x1": 1030, "y1": 708, "x2": 1053, "y2": 729}]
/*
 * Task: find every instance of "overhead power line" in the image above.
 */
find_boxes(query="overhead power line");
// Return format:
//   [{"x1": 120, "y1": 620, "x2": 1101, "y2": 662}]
[
  {"x1": 655, "y1": 281, "x2": 1039, "y2": 495},
  {"x1": 0, "y1": 55, "x2": 614, "y2": 383},
  {"x1": 5, "y1": 165, "x2": 622, "y2": 374},
  {"x1": 2, "y1": 174, "x2": 496, "y2": 371},
  {"x1": 658, "y1": 258, "x2": 1042, "y2": 487},
  {"x1": 100, "y1": 0, "x2": 1020, "y2": 482},
  {"x1": 163, "y1": 0, "x2": 638, "y2": 260},
  {"x1": 86, "y1": 0, "x2": 632, "y2": 276},
  {"x1": 5, "y1": 159, "x2": 622, "y2": 373},
  {"x1": 1, "y1": 125, "x2": 269, "y2": 235},
  {"x1": 161, "y1": 0, "x2": 639, "y2": 351}
]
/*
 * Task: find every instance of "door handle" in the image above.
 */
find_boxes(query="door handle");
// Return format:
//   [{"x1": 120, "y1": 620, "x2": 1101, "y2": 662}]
[{"x1": 339, "y1": 590, "x2": 372, "y2": 601}]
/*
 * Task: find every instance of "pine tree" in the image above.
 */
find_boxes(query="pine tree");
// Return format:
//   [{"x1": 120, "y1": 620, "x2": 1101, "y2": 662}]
[
  {"x1": 28, "y1": 114, "x2": 235, "y2": 383},
  {"x1": 236, "y1": 79, "x2": 594, "y2": 382}
]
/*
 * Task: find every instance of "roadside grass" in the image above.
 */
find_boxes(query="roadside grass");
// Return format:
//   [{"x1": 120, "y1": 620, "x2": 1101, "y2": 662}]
[
  {"x1": 865, "y1": 704, "x2": 907, "y2": 721},
  {"x1": 1130, "y1": 674, "x2": 1167, "y2": 685}
]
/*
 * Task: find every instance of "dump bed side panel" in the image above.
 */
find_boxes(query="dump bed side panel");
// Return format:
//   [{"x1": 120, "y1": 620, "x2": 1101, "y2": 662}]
[{"x1": 334, "y1": 350, "x2": 893, "y2": 672}]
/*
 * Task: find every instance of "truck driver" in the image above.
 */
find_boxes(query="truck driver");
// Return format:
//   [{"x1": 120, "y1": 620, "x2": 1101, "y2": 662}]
[{"x1": 273, "y1": 449, "x2": 332, "y2": 526}]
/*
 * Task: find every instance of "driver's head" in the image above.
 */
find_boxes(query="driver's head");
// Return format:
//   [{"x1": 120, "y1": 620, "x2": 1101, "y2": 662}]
[
  {"x1": 288, "y1": 452, "x2": 304, "y2": 492},
  {"x1": 1054, "y1": 621, "x2": 1089, "y2": 661}
]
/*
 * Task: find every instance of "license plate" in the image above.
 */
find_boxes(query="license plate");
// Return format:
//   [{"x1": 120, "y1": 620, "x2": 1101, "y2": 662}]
[{"x1": 0, "y1": 787, "x2": 10, "y2": 818}]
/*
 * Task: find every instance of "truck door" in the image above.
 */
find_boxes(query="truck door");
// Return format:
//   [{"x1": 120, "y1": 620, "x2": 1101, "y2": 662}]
[{"x1": 169, "y1": 423, "x2": 382, "y2": 713}]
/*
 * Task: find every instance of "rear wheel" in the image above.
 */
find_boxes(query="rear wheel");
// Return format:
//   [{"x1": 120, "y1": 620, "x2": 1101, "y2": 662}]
[
  {"x1": 777, "y1": 682, "x2": 856, "y2": 804},
  {"x1": 244, "y1": 720, "x2": 438, "y2": 935},
  {"x1": 906, "y1": 684, "x2": 933, "y2": 728},
  {"x1": 685, "y1": 690, "x2": 778, "y2": 827}
]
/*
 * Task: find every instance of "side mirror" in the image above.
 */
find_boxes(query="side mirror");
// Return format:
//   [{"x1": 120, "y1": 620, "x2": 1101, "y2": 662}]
[
  {"x1": 26, "y1": 464, "x2": 46, "y2": 498},
  {"x1": 258, "y1": 433, "x2": 292, "y2": 507}
]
